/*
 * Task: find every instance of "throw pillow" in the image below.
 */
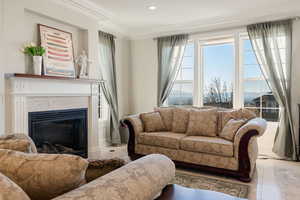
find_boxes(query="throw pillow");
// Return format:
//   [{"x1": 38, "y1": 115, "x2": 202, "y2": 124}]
[
  {"x1": 0, "y1": 139, "x2": 31, "y2": 153},
  {"x1": 154, "y1": 107, "x2": 174, "y2": 131},
  {"x1": 218, "y1": 108, "x2": 256, "y2": 133},
  {"x1": 186, "y1": 109, "x2": 218, "y2": 136},
  {"x1": 219, "y1": 119, "x2": 246, "y2": 141},
  {"x1": 0, "y1": 149, "x2": 88, "y2": 200},
  {"x1": 140, "y1": 112, "x2": 166, "y2": 132},
  {"x1": 0, "y1": 172, "x2": 30, "y2": 200},
  {"x1": 172, "y1": 108, "x2": 190, "y2": 133}
]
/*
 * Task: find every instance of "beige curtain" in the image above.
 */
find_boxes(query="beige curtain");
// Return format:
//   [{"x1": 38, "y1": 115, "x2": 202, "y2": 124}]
[
  {"x1": 157, "y1": 34, "x2": 188, "y2": 106},
  {"x1": 98, "y1": 31, "x2": 121, "y2": 145},
  {"x1": 247, "y1": 20, "x2": 298, "y2": 160}
]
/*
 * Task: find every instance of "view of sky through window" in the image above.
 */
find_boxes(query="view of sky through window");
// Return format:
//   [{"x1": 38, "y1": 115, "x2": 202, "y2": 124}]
[
  {"x1": 167, "y1": 38, "x2": 279, "y2": 121},
  {"x1": 168, "y1": 43, "x2": 194, "y2": 105},
  {"x1": 203, "y1": 43, "x2": 234, "y2": 108},
  {"x1": 243, "y1": 39, "x2": 279, "y2": 121},
  {"x1": 243, "y1": 39, "x2": 271, "y2": 105}
]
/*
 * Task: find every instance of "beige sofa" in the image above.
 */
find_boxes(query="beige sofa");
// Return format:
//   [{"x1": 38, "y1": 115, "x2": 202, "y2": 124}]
[
  {"x1": 124, "y1": 107, "x2": 267, "y2": 182},
  {"x1": 0, "y1": 134, "x2": 175, "y2": 200}
]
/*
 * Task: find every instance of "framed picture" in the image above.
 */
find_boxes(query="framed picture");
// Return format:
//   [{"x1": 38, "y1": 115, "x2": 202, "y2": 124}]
[{"x1": 38, "y1": 24, "x2": 76, "y2": 77}]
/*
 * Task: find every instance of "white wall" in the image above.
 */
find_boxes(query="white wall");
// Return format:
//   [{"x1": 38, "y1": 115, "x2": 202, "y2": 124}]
[
  {"x1": 115, "y1": 38, "x2": 131, "y2": 116},
  {"x1": 0, "y1": 0, "x2": 130, "y2": 133},
  {"x1": 2, "y1": 0, "x2": 93, "y2": 75},
  {"x1": 130, "y1": 39, "x2": 157, "y2": 113},
  {"x1": 291, "y1": 19, "x2": 300, "y2": 151},
  {"x1": 0, "y1": 0, "x2": 4, "y2": 134},
  {"x1": 23, "y1": 10, "x2": 86, "y2": 73}
]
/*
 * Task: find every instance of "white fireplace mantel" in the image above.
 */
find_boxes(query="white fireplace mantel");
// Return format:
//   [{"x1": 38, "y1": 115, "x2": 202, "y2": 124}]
[{"x1": 5, "y1": 74, "x2": 101, "y2": 156}]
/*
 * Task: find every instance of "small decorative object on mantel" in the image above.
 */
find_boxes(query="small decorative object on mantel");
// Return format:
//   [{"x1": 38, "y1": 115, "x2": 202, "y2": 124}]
[
  {"x1": 21, "y1": 42, "x2": 46, "y2": 75},
  {"x1": 75, "y1": 50, "x2": 92, "y2": 79},
  {"x1": 38, "y1": 24, "x2": 76, "y2": 78}
]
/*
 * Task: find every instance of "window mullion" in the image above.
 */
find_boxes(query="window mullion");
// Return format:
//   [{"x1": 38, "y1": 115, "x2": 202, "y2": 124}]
[
  {"x1": 198, "y1": 42, "x2": 204, "y2": 106},
  {"x1": 192, "y1": 40, "x2": 198, "y2": 106},
  {"x1": 260, "y1": 96, "x2": 263, "y2": 118},
  {"x1": 234, "y1": 32, "x2": 242, "y2": 109}
]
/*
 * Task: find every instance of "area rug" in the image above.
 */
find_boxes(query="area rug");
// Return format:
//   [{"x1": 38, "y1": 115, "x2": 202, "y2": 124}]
[{"x1": 172, "y1": 171, "x2": 249, "y2": 198}]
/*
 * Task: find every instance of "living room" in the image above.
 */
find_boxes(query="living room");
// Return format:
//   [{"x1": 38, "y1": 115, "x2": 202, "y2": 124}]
[{"x1": 0, "y1": 0, "x2": 299, "y2": 200}]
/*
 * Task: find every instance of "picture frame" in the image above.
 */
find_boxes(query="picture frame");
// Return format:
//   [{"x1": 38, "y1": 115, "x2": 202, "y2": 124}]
[{"x1": 38, "y1": 24, "x2": 76, "y2": 77}]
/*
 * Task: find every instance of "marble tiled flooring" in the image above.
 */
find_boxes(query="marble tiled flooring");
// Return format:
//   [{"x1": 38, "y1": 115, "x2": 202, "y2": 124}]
[
  {"x1": 96, "y1": 144, "x2": 300, "y2": 200},
  {"x1": 254, "y1": 159, "x2": 300, "y2": 200}
]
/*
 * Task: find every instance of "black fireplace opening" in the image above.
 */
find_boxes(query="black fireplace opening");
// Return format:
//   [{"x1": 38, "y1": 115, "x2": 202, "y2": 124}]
[{"x1": 28, "y1": 109, "x2": 88, "y2": 158}]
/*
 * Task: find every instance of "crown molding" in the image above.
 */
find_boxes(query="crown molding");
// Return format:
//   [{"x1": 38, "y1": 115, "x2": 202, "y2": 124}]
[
  {"x1": 129, "y1": 8, "x2": 300, "y2": 40},
  {"x1": 49, "y1": 0, "x2": 300, "y2": 40},
  {"x1": 55, "y1": 0, "x2": 110, "y2": 21},
  {"x1": 50, "y1": 0, "x2": 130, "y2": 37}
]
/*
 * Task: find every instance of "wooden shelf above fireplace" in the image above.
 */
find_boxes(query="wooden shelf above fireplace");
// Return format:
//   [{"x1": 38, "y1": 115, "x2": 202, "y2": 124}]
[{"x1": 7, "y1": 73, "x2": 103, "y2": 83}]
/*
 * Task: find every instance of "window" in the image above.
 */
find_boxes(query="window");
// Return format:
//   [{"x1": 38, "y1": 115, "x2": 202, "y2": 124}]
[
  {"x1": 242, "y1": 39, "x2": 279, "y2": 121},
  {"x1": 167, "y1": 43, "x2": 194, "y2": 105},
  {"x1": 202, "y1": 41, "x2": 234, "y2": 108},
  {"x1": 166, "y1": 32, "x2": 280, "y2": 122}
]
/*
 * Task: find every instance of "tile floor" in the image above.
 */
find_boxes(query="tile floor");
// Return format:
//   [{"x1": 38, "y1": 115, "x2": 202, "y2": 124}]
[
  {"x1": 93, "y1": 143, "x2": 300, "y2": 200},
  {"x1": 257, "y1": 122, "x2": 280, "y2": 159}
]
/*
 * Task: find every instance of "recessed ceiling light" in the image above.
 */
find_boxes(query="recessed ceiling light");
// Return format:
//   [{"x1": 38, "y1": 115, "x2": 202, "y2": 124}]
[{"x1": 148, "y1": 6, "x2": 157, "y2": 10}]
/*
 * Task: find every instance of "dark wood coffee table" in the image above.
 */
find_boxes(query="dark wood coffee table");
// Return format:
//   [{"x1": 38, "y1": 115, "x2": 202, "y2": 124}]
[{"x1": 156, "y1": 184, "x2": 246, "y2": 200}]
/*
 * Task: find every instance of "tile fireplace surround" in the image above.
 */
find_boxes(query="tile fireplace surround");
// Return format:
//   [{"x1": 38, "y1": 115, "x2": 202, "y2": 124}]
[{"x1": 4, "y1": 74, "x2": 102, "y2": 157}]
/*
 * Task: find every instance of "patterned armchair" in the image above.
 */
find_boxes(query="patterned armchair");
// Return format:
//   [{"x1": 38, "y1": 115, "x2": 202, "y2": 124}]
[{"x1": 0, "y1": 134, "x2": 175, "y2": 200}]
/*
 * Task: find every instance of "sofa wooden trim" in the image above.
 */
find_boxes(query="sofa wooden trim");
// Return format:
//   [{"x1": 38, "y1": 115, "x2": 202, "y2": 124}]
[{"x1": 124, "y1": 119, "x2": 258, "y2": 182}]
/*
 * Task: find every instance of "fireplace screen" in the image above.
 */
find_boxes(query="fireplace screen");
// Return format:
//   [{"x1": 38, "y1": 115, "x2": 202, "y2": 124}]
[{"x1": 28, "y1": 109, "x2": 88, "y2": 158}]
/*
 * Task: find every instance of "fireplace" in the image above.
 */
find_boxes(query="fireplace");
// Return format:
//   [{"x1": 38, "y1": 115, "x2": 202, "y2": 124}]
[{"x1": 28, "y1": 108, "x2": 88, "y2": 158}]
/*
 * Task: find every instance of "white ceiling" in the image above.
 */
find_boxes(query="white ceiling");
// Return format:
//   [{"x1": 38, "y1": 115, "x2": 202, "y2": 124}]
[{"x1": 87, "y1": 0, "x2": 300, "y2": 38}]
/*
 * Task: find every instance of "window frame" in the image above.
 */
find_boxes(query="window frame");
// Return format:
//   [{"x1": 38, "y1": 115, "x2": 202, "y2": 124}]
[
  {"x1": 198, "y1": 36, "x2": 236, "y2": 109},
  {"x1": 167, "y1": 30, "x2": 279, "y2": 121},
  {"x1": 239, "y1": 35, "x2": 280, "y2": 119},
  {"x1": 167, "y1": 41, "x2": 195, "y2": 106}
]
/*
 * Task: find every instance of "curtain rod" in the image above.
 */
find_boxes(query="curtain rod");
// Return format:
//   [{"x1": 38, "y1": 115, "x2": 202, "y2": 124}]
[
  {"x1": 99, "y1": 30, "x2": 116, "y2": 39},
  {"x1": 153, "y1": 33, "x2": 189, "y2": 40},
  {"x1": 293, "y1": 16, "x2": 300, "y2": 20},
  {"x1": 267, "y1": 16, "x2": 300, "y2": 22}
]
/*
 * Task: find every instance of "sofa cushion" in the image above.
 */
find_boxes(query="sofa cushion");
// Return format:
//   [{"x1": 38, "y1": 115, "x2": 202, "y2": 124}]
[
  {"x1": 155, "y1": 107, "x2": 174, "y2": 131},
  {"x1": 137, "y1": 132, "x2": 186, "y2": 149},
  {"x1": 219, "y1": 119, "x2": 246, "y2": 141},
  {"x1": 140, "y1": 112, "x2": 166, "y2": 132},
  {"x1": 172, "y1": 108, "x2": 190, "y2": 133},
  {"x1": 0, "y1": 149, "x2": 88, "y2": 200},
  {"x1": 0, "y1": 138, "x2": 31, "y2": 153},
  {"x1": 180, "y1": 136, "x2": 234, "y2": 157},
  {"x1": 0, "y1": 134, "x2": 38, "y2": 153},
  {"x1": 0, "y1": 172, "x2": 31, "y2": 200},
  {"x1": 218, "y1": 108, "x2": 256, "y2": 133},
  {"x1": 186, "y1": 109, "x2": 218, "y2": 137}
]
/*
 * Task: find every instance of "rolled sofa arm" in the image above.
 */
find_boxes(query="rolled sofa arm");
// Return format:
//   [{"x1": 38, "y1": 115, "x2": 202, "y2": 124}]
[
  {"x1": 123, "y1": 115, "x2": 144, "y2": 158},
  {"x1": 54, "y1": 154, "x2": 175, "y2": 200},
  {"x1": 233, "y1": 118, "x2": 267, "y2": 181},
  {"x1": 123, "y1": 115, "x2": 144, "y2": 135},
  {"x1": 234, "y1": 117, "x2": 267, "y2": 151}
]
